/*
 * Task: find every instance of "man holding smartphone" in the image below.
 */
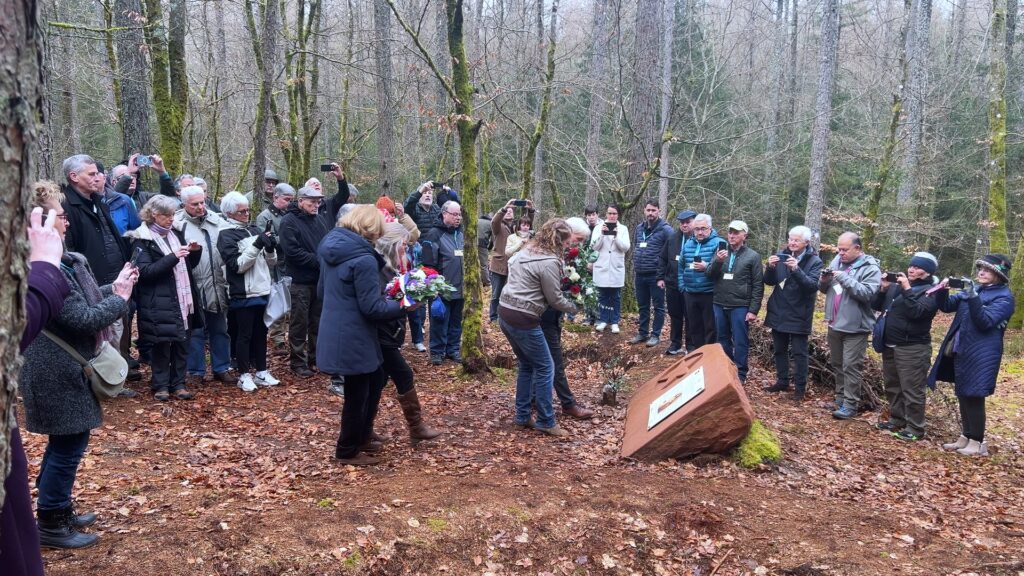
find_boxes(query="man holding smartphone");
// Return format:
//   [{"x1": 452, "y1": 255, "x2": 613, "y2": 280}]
[
  {"x1": 679, "y1": 214, "x2": 720, "y2": 349},
  {"x1": 630, "y1": 199, "x2": 673, "y2": 347},
  {"x1": 706, "y1": 220, "x2": 763, "y2": 383}
]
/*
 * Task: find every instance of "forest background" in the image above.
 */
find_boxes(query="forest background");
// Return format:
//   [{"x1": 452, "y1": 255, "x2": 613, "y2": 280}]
[{"x1": 40, "y1": 0, "x2": 1024, "y2": 331}]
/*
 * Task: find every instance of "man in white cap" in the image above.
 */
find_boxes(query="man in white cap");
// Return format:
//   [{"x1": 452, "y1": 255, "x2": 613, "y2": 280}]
[{"x1": 706, "y1": 220, "x2": 763, "y2": 383}]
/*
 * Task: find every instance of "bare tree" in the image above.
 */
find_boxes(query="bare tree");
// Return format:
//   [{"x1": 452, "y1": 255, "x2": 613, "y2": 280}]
[
  {"x1": 623, "y1": 0, "x2": 662, "y2": 217},
  {"x1": 114, "y1": 0, "x2": 153, "y2": 158},
  {"x1": 897, "y1": 0, "x2": 932, "y2": 206},
  {"x1": 804, "y1": 0, "x2": 841, "y2": 236},
  {"x1": 657, "y1": 0, "x2": 677, "y2": 210},
  {"x1": 374, "y1": 0, "x2": 397, "y2": 197},
  {"x1": 251, "y1": 0, "x2": 279, "y2": 208},
  {"x1": 583, "y1": 0, "x2": 612, "y2": 208}
]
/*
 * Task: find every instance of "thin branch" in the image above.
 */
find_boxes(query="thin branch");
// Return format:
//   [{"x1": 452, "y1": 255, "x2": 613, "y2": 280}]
[{"x1": 380, "y1": 0, "x2": 459, "y2": 104}]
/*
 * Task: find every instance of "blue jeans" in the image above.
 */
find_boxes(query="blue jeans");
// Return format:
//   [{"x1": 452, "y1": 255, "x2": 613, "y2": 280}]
[
  {"x1": 499, "y1": 318, "x2": 556, "y2": 429},
  {"x1": 714, "y1": 305, "x2": 750, "y2": 380},
  {"x1": 597, "y1": 287, "x2": 621, "y2": 324},
  {"x1": 408, "y1": 306, "x2": 426, "y2": 345},
  {"x1": 429, "y1": 298, "x2": 465, "y2": 357},
  {"x1": 36, "y1": 431, "x2": 90, "y2": 511},
  {"x1": 488, "y1": 271, "x2": 507, "y2": 321},
  {"x1": 634, "y1": 272, "x2": 665, "y2": 337},
  {"x1": 188, "y1": 309, "x2": 232, "y2": 375}
]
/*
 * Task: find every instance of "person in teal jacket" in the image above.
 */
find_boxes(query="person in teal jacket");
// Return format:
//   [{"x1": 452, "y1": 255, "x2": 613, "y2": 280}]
[{"x1": 680, "y1": 213, "x2": 721, "y2": 348}]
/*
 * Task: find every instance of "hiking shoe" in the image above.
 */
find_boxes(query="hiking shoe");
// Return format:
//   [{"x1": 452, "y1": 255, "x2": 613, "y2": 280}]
[
  {"x1": 666, "y1": 347, "x2": 683, "y2": 355},
  {"x1": 328, "y1": 380, "x2": 345, "y2": 397},
  {"x1": 793, "y1": 389, "x2": 805, "y2": 402},
  {"x1": 513, "y1": 417, "x2": 535, "y2": 429},
  {"x1": 291, "y1": 366, "x2": 315, "y2": 379},
  {"x1": 534, "y1": 425, "x2": 569, "y2": 438},
  {"x1": 430, "y1": 355, "x2": 443, "y2": 366},
  {"x1": 414, "y1": 342, "x2": 427, "y2": 352},
  {"x1": 254, "y1": 370, "x2": 280, "y2": 387},
  {"x1": 611, "y1": 324, "x2": 620, "y2": 334},
  {"x1": 213, "y1": 371, "x2": 238, "y2": 385},
  {"x1": 764, "y1": 382, "x2": 790, "y2": 393},
  {"x1": 117, "y1": 388, "x2": 139, "y2": 399},
  {"x1": 942, "y1": 435, "x2": 969, "y2": 451},
  {"x1": 595, "y1": 322, "x2": 607, "y2": 332},
  {"x1": 645, "y1": 336, "x2": 660, "y2": 347},
  {"x1": 893, "y1": 430, "x2": 923, "y2": 442},
  {"x1": 629, "y1": 334, "x2": 648, "y2": 344},
  {"x1": 446, "y1": 352, "x2": 463, "y2": 363},
  {"x1": 875, "y1": 421, "x2": 900, "y2": 431},
  {"x1": 956, "y1": 439, "x2": 989, "y2": 456},
  {"x1": 832, "y1": 406, "x2": 857, "y2": 420},
  {"x1": 238, "y1": 373, "x2": 257, "y2": 393}
]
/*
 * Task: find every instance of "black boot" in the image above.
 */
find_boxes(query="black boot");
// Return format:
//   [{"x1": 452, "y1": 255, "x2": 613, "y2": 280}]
[
  {"x1": 764, "y1": 380, "x2": 790, "y2": 393},
  {"x1": 38, "y1": 507, "x2": 99, "y2": 549},
  {"x1": 70, "y1": 503, "x2": 97, "y2": 528}
]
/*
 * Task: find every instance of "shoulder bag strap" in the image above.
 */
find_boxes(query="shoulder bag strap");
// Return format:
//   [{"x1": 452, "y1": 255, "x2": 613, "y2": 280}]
[{"x1": 41, "y1": 329, "x2": 90, "y2": 367}]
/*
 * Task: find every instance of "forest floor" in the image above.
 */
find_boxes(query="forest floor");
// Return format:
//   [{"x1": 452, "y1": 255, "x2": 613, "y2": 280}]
[{"x1": 21, "y1": 314, "x2": 1024, "y2": 576}]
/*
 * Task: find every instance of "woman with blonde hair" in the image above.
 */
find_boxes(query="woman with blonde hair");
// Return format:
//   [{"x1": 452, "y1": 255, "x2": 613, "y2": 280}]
[
  {"x1": 317, "y1": 205, "x2": 419, "y2": 465},
  {"x1": 498, "y1": 218, "x2": 578, "y2": 437}
]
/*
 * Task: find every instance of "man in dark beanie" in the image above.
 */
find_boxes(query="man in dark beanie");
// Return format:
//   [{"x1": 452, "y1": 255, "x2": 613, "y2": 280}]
[{"x1": 871, "y1": 251, "x2": 941, "y2": 441}]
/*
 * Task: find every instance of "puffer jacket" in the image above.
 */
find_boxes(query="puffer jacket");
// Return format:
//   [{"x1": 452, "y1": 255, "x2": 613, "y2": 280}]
[
  {"x1": 126, "y1": 224, "x2": 204, "y2": 342},
  {"x1": 316, "y1": 227, "x2": 405, "y2": 376},
  {"x1": 404, "y1": 191, "x2": 443, "y2": 233},
  {"x1": 632, "y1": 218, "x2": 673, "y2": 274},
  {"x1": 173, "y1": 209, "x2": 229, "y2": 312},
  {"x1": 421, "y1": 217, "x2": 465, "y2": 298},
  {"x1": 20, "y1": 253, "x2": 127, "y2": 436},
  {"x1": 929, "y1": 284, "x2": 1015, "y2": 396},
  {"x1": 657, "y1": 229, "x2": 689, "y2": 291},
  {"x1": 871, "y1": 278, "x2": 940, "y2": 346},
  {"x1": 763, "y1": 248, "x2": 823, "y2": 334},
  {"x1": 102, "y1": 189, "x2": 142, "y2": 235},
  {"x1": 706, "y1": 244, "x2": 764, "y2": 314},
  {"x1": 217, "y1": 218, "x2": 279, "y2": 300},
  {"x1": 589, "y1": 222, "x2": 631, "y2": 288},
  {"x1": 499, "y1": 248, "x2": 577, "y2": 319},
  {"x1": 680, "y1": 230, "x2": 722, "y2": 294},
  {"x1": 279, "y1": 203, "x2": 330, "y2": 285},
  {"x1": 819, "y1": 254, "x2": 882, "y2": 334}
]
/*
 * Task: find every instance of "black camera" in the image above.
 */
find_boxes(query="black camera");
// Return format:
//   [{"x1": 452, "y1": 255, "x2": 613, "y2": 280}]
[
  {"x1": 431, "y1": 181, "x2": 444, "y2": 190},
  {"x1": 948, "y1": 277, "x2": 967, "y2": 289},
  {"x1": 884, "y1": 272, "x2": 899, "y2": 283}
]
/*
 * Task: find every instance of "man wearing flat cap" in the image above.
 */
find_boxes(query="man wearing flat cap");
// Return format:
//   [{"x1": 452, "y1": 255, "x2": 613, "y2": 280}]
[{"x1": 657, "y1": 210, "x2": 697, "y2": 355}]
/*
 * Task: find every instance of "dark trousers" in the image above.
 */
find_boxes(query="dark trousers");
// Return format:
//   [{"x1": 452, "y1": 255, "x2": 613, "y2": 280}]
[
  {"x1": 772, "y1": 330, "x2": 809, "y2": 391},
  {"x1": 233, "y1": 304, "x2": 269, "y2": 373},
  {"x1": 408, "y1": 306, "x2": 426, "y2": 345},
  {"x1": 881, "y1": 344, "x2": 931, "y2": 435},
  {"x1": 150, "y1": 339, "x2": 189, "y2": 392},
  {"x1": 0, "y1": 428, "x2": 45, "y2": 576},
  {"x1": 665, "y1": 287, "x2": 686, "y2": 351},
  {"x1": 683, "y1": 292, "x2": 715, "y2": 349},
  {"x1": 289, "y1": 283, "x2": 322, "y2": 369},
  {"x1": 429, "y1": 298, "x2": 465, "y2": 357},
  {"x1": 35, "y1": 431, "x2": 90, "y2": 512},
  {"x1": 489, "y1": 272, "x2": 507, "y2": 322},
  {"x1": 381, "y1": 346, "x2": 414, "y2": 395},
  {"x1": 335, "y1": 368, "x2": 387, "y2": 458},
  {"x1": 478, "y1": 247, "x2": 491, "y2": 287},
  {"x1": 959, "y1": 396, "x2": 987, "y2": 441},
  {"x1": 541, "y1": 311, "x2": 577, "y2": 409},
  {"x1": 634, "y1": 272, "x2": 666, "y2": 338}
]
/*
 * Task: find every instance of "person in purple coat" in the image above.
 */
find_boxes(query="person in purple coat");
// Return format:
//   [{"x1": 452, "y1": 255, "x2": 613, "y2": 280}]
[{"x1": 1, "y1": 206, "x2": 71, "y2": 576}]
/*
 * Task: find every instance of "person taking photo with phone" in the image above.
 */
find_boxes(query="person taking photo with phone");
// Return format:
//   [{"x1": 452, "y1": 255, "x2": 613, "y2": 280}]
[
  {"x1": 680, "y1": 213, "x2": 720, "y2": 348},
  {"x1": 762, "y1": 225, "x2": 823, "y2": 400},
  {"x1": 706, "y1": 220, "x2": 763, "y2": 384},
  {"x1": 589, "y1": 204, "x2": 631, "y2": 333},
  {"x1": 488, "y1": 198, "x2": 535, "y2": 322}
]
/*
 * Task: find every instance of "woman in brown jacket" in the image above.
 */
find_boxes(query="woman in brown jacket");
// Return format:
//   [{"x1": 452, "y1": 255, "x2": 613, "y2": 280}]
[{"x1": 488, "y1": 199, "x2": 534, "y2": 321}]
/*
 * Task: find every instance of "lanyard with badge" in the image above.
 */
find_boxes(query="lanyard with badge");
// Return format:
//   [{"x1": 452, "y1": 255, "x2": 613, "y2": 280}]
[
  {"x1": 638, "y1": 227, "x2": 651, "y2": 249},
  {"x1": 452, "y1": 230, "x2": 464, "y2": 258},
  {"x1": 723, "y1": 251, "x2": 737, "y2": 281}
]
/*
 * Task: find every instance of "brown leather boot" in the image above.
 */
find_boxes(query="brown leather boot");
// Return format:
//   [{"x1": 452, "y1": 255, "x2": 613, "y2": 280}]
[{"x1": 398, "y1": 388, "x2": 441, "y2": 442}]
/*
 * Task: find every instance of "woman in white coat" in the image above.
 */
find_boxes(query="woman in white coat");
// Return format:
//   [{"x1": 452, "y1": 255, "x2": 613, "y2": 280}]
[{"x1": 589, "y1": 204, "x2": 631, "y2": 333}]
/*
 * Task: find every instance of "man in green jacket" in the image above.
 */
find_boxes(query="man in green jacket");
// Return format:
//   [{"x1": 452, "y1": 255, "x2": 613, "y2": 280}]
[{"x1": 706, "y1": 220, "x2": 763, "y2": 382}]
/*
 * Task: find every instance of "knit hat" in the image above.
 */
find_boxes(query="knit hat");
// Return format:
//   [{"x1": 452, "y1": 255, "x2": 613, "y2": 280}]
[
  {"x1": 976, "y1": 253, "x2": 1012, "y2": 282},
  {"x1": 908, "y1": 251, "x2": 938, "y2": 275},
  {"x1": 375, "y1": 195, "x2": 397, "y2": 215}
]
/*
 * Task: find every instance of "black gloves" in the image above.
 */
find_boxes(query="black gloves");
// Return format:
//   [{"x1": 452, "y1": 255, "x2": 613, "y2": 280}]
[
  {"x1": 253, "y1": 234, "x2": 266, "y2": 250},
  {"x1": 263, "y1": 232, "x2": 278, "y2": 251}
]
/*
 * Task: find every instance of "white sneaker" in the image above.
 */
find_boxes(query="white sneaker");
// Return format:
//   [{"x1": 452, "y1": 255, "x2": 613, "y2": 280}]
[
  {"x1": 237, "y1": 373, "x2": 257, "y2": 393},
  {"x1": 611, "y1": 324, "x2": 620, "y2": 334},
  {"x1": 942, "y1": 435, "x2": 969, "y2": 451},
  {"x1": 956, "y1": 439, "x2": 989, "y2": 457},
  {"x1": 595, "y1": 322, "x2": 607, "y2": 332},
  {"x1": 254, "y1": 370, "x2": 280, "y2": 387},
  {"x1": 415, "y1": 343, "x2": 427, "y2": 352}
]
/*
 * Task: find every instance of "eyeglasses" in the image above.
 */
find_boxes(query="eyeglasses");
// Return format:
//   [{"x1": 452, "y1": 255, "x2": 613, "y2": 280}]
[
  {"x1": 302, "y1": 197, "x2": 324, "y2": 204},
  {"x1": 235, "y1": 209, "x2": 251, "y2": 214},
  {"x1": 445, "y1": 211, "x2": 462, "y2": 216},
  {"x1": 693, "y1": 226, "x2": 710, "y2": 232},
  {"x1": 55, "y1": 213, "x2": 69, "y2": 221}
]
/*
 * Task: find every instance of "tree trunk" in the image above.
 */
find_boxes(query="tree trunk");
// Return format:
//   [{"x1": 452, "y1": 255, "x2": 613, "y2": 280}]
[
  {"x1": 583, "y1": 0, "x2": 612, "y2": 208},
  {"x1": 99, "y1": 0, "x2": 123, "y2": 134},
  {"x1": 988, "y1": 0, "x2": 1010, "y2": 255},
  {"x1": 143, "y1": 0, "x2": 186, "y2": 173},
  {"x1": 804, "y1": 0, "x2": 841, "y2": 237},
  {"x1": 252, "y1": 0, "x2": 279, "y2": 212},
  {"x1": 0, "y1": 0, "x2": 43, "y2": 509},
  {"x1": 522, "y1": 0, "x2": 558, "y2": 212},
  {"x1": 374, "y1": 0, "x2": 398, "y2": 198},
  {"x1": 778, "y1": 0, "x2": 799, "y2": 241},
  {"x1": 57, "y1": 32, "x2": 81, "y2": 155},
  {"x1": 657, "y1": 0, "x2": 677, "y2": 211},
  {"x1": 896, "y1": 0, "x2": 931, "y2": 206},
  {"x1": 624, "y1": 0, "x2": 662, "y2": 214},
  {"x1": 115, "y1": 0, "x2": 153, "y2": 158}
]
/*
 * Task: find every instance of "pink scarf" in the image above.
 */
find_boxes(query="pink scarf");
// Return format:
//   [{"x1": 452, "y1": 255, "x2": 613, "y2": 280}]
[{"x1": 149, "y1": 224, "x2": 194, "y2": 326}]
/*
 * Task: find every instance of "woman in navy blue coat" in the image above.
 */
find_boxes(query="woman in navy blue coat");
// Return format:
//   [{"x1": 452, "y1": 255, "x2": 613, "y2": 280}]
[
  {"x1": 317, "y1": 205, "x2": 414, "y2": 466},
  {"x1": 929, "y1": 254, "x2": 1015, "y2": 456}
]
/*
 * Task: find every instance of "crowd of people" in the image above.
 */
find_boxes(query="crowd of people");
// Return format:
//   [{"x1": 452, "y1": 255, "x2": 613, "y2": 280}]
[{"x1": 0, "y1": 151, "x2": 1017, "y2": 571}]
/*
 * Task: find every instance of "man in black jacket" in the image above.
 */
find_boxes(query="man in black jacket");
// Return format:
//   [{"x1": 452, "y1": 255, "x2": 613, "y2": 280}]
[
  {"x1": 421, "y1": 201, "x2": 465, "y2": 365},
  {"x1": 657, "y1": 210, "x2": 696, "y2": 355},
  {"x1": 763, "y1": 225, "x2": 823, "y2": 400},
  {"x1": 630, "y1": 200, "x2": 673, "y2": 347},
  {"x1": 871, "y1": 252, "x2": 941, "y2": 441},
  {"x1": 277, "y1": 164, "x2": 351, "y2": 378}
]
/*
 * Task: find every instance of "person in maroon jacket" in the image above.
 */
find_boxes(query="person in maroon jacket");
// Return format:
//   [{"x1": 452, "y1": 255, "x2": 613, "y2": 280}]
[{"x1": 1, "y1": 206, "x2": 71, "y2": 576}]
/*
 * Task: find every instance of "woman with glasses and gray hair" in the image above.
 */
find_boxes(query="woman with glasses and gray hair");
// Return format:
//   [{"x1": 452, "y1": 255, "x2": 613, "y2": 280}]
[
  {"x1": 126, "y1": 195, "x2": 203, "y2": 401},
  {"x1": 217, "y1": 191, "x2": 282, "y2": 393}
]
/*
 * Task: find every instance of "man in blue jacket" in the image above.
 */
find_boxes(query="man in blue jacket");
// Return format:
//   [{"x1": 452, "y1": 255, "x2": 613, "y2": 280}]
[
  {"x1": 680, "y1": 214, "x2": 721, "y2": 349},
  {"x1": 630, "y1": 199, "x2": 673, "y2": 347},
  {"x1": 421, "y1": 201, "x2": 466, "y2": 366}
]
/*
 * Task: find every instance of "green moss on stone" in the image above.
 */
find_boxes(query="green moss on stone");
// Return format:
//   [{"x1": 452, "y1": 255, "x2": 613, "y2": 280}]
[{"x1": 734, "y1": 420, "x2": 782, "y2": 468}]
